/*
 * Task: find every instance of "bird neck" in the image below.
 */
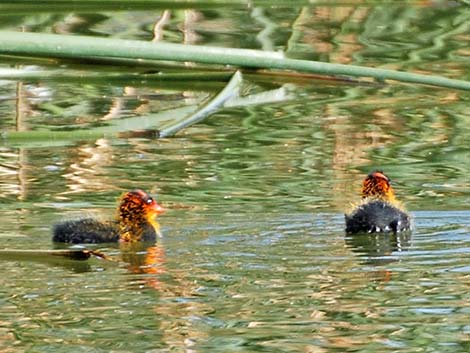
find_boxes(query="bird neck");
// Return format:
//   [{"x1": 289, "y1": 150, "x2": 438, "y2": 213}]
[{"x1": 118, "y1": 215, "x2": 160, "y2": 242}]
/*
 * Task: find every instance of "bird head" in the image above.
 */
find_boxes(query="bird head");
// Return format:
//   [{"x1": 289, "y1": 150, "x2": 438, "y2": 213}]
[
  {"x1": 361, "y1": 170, "x2": 396, "y2": 202},
  {"x1": 118, "y1": 189, "x2": 165, "y2": 241}
]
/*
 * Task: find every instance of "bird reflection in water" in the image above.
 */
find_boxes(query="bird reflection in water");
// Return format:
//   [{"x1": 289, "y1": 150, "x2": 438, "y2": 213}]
[
  {"x1": 119, "y1": 242, "x2": 167, "y2": 290},
  {"x1": 345, "y1": 231, "x2": 412, "y2": 283},
  {"x1": 346, "y1": 231, "x2": 412, "y2": 264}
]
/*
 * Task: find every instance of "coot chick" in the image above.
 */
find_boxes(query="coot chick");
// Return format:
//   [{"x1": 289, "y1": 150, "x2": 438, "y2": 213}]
[
  {"x1": 53, "y1": 190, "x2": 165, "y2": 244},
  {"x1": 345, "y1": 171, "x2": 411, "y2": 234}
]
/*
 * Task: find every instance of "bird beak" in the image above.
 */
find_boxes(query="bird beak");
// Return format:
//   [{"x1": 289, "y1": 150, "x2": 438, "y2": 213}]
[{"x1": 152, "y1": 202, "x2": 165, "y2": 215}]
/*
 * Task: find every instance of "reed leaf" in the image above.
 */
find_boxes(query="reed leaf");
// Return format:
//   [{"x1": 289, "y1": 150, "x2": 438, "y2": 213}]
[
  {"x1": 2, "y1": 71, "x2": 291, "y2": 147},
  {"x1": 158, "y1": 70, "x2": 242, "y2": 137}
]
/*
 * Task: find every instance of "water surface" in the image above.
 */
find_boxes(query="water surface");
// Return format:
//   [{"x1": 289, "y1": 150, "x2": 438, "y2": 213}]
[{"x1": 0, "y1": 2, "x2": 469, "y2": 352}]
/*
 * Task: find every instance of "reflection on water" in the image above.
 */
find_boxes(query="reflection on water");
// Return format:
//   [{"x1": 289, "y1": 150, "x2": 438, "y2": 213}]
[
  {"x1": 0, "y1": 2, "x2": 469, "y2": 353},
  {"x1": 346, "y1": 231, "x2": 412, "y2": 265},
  {"x1": 120, "y1": 242, "x2": 167, "y2": 290},
  {"x1": 2, "y1": 210, "x2": 469, "y2": 352}
]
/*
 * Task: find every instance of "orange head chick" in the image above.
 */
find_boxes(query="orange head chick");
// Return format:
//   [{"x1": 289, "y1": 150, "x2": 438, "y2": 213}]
[
  {"x1": 345, "y1": 170, "x2": 410, "y2": 234},
  {"x1": 361, "y1": 170, "x2": 396, "y2": 203},
  {"x1": 118, "y1": 189, "x2": 165, "y2": 242}
]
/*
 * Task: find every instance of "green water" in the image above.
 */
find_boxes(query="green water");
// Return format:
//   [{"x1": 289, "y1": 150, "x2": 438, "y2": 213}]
[{"x1": 0, "y1": 2, "x2": 469, "y2": 352}]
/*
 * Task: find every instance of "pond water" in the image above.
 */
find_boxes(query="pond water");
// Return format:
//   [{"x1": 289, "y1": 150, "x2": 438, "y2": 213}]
[{"x1": 0, "y1": 2, "x2": 469, "y2": 353}]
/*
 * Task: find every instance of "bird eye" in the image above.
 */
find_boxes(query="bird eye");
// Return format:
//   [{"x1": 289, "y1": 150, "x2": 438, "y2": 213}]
[{"x1": 146, "y1": 197, "x2": 153, "y2": 204}]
